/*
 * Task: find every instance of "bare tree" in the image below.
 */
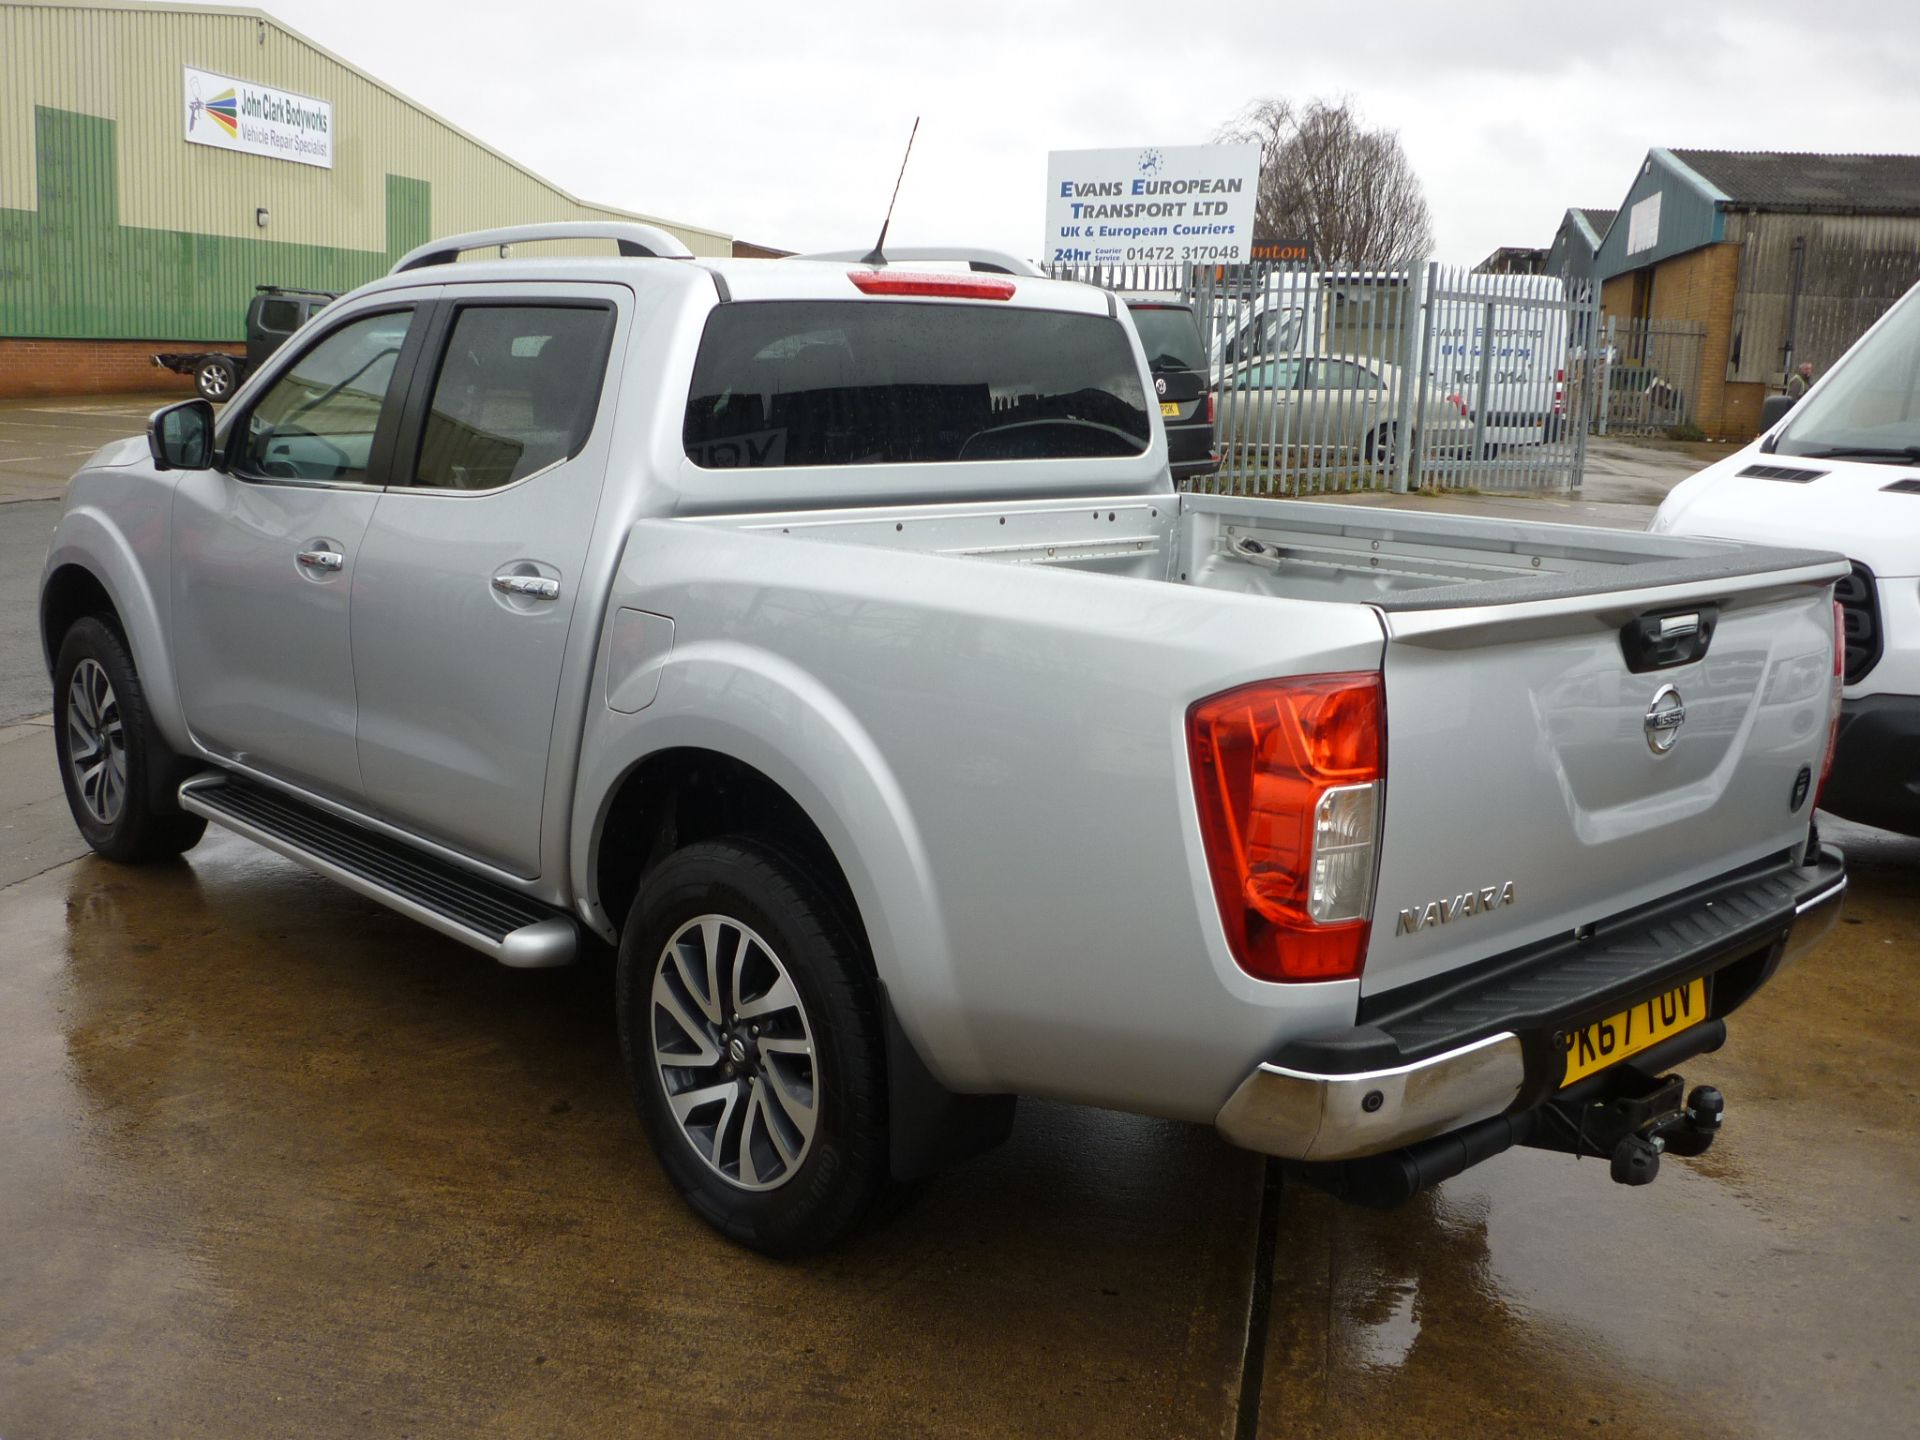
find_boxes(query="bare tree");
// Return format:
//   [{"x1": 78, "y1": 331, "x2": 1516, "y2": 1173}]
[{"x1": 1215, "y1": 98, "x2": 1434, "y2": 266}]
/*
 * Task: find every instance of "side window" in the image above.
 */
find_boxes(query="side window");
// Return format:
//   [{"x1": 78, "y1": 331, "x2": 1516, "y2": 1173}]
[
  {"x1": 234, "y1": 308, "x2": 414, "y2": 483},
  {"x1": 257, "y1": 298, "x2": 302, "y2": 333},
  {"x1": 411, "y1": 304, "x2": 615, "y2": 491},
  {"x1": 1260, "y1": 358, "x2": 1305, "y2": 390}
]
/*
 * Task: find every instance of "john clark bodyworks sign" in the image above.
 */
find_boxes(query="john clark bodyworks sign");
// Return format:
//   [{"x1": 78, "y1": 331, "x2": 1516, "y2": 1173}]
[
  {"x1": 183, "y1": 66, "x2": 333, "y2": 169},
  {"x1": 1045, "y1": 145, "x2": 1258, "y2": 267}
]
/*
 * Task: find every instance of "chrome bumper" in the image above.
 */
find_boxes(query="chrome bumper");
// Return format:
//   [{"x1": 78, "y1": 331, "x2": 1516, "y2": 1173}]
[
  {"x1": 1215, "y1": 1031, "x2": 1526, "y2": 1163},
  {"x1": 1216, "y1": 866, "x2": 1848, "y2": 1164}
]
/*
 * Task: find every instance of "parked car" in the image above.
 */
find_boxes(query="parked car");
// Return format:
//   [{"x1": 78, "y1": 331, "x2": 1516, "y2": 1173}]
[
  {"x1": 1652, "y1": 278, "x2": 1920, "y2": 836},
  {"x1": 154, "y1": 284, "x2": 337, "y2": 402},
  {"x1": 1122, "y1": 296, "x2": 1218, "y2": 485},
  {"x1": 44, "y1": 223, "x2": 1847, "y2": 1256},
  {"x1": 1219, "y1": 354, "x2": 1468, "y2": 464}
]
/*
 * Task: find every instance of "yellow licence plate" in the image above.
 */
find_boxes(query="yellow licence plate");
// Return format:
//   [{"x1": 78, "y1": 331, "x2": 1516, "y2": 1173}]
[
  {"x1": 1160, "y1": 401, "x2": 1181, "y2": 417},
  {"x1": 1560, "y1": 978, "x2": 1707, "y2": 1087}
]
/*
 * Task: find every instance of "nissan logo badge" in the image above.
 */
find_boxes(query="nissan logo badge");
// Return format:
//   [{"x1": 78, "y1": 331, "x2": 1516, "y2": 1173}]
[{"x1": 1644, "y1": 684, "x2": 1687, "y2": 754}]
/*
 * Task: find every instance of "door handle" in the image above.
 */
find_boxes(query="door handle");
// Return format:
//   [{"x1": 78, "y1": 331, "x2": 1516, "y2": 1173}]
[
  {"x1": 296, "y1": 548, "x2": 344, "y2": 571},
  {"x1": 492, "y1": 574, "x2": 560, "y2": 601}
]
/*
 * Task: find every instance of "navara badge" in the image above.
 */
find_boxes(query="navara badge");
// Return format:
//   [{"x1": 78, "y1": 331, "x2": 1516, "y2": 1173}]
[{"x1": 1645, "y1": 684, "x2": 1687, "y2": 754}]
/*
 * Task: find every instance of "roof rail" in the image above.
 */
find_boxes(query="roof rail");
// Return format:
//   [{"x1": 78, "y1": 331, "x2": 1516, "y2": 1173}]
[
  {"x1": 390, "y1": 221, "x2": 694, "y2": 274},
  {"x1": 796, "y1": 247, "x2": 1044, "y2": 278}
]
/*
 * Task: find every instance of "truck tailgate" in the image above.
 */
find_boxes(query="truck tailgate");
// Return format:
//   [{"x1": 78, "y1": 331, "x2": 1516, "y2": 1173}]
[{"x1": 1364, "y1": 567, "x2": 1844, "y2": 997}]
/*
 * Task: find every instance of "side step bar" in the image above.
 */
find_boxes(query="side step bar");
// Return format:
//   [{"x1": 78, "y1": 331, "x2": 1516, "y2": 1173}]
[{"x1": 178, "y1": 773, "x2": 577, "y2": 968}]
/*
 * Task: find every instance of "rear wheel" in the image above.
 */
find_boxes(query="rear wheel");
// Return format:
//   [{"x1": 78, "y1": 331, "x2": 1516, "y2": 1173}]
[
  {"x1": 616, "y1": 838, "x2": 893, "y2": 1256},
  {"x1": 1365, "y1": 423, "x2": 1398, "y2": 466},
  {"x1": 53, "y1": 617, "x2": 206, "y2": 863},
  {"x1": 194, "y1": 355, "x2": 238, "y2": 402}
]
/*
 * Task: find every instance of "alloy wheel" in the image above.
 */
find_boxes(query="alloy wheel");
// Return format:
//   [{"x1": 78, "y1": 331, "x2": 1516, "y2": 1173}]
[
  {"x1": 65, "y1": 657, "x2": 128, "y2": 826},
  {"x1": 649, "y1": 913, "x2": 819, "y2": 1191}
]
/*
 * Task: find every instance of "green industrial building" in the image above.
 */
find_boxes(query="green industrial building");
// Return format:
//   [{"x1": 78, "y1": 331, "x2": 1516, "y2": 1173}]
[{"x1": 1, "y1": 0, "x2": 732, "y2": 396}]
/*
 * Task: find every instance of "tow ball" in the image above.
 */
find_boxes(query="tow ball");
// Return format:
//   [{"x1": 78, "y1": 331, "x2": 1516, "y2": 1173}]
[
  {"x1": 1531, "y1": 1074, "x2": 1726, "y2": 1186},
  {"x1": 1296, "y1": 1071, "x2": 1729, "y2": 1209}
]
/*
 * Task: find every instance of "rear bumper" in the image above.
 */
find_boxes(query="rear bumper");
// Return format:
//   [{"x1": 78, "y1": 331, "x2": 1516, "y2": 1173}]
[
  {"x1": 1167, "y1": 420, "x2": 1218, "y2": 481},
  {"x1": 1216, "y1": 845, "x2": 1846, "y2": 1162},
  {"x1": 1821, "y1": 693, "x2": 1920, "y2": 835}
]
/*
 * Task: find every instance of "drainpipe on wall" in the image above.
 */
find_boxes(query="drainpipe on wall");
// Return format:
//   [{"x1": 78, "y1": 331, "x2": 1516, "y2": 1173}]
[{"x1": 1781, "y1": 235, "x2": 1807, "y2": 380}]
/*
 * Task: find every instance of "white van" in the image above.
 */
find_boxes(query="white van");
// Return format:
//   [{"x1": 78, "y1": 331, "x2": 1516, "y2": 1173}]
[{"x1": 1651, "y1": 280, "x2": 1920, "y2": 835}]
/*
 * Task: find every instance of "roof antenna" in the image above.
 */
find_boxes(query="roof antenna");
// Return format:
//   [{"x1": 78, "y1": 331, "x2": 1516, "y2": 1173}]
[{"x1": 861, "y1": 116, "x2": 920, "y2": 267}]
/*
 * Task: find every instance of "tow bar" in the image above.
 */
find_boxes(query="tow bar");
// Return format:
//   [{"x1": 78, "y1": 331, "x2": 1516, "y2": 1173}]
[
  {"x1": 1531, "y1": 1072, "x2": 1724, "y2": 1185},
  {"x1": 1293, "y1": 1026, "x2": 1731, "y2": 1208}
]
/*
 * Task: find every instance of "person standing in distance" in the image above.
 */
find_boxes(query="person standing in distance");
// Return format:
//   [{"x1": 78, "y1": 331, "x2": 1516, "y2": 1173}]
[{"x1": 1786, "y1": 361, "x2": 1814, "y2": 401}]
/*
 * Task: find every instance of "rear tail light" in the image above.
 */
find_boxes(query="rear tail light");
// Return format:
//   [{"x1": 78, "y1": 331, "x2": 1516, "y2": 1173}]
[
  {"x1": 1446, "y1": 392, "x2": 1468, "y2": 418},
  {"x1": 1816, "y1": 599, "x2": 1845, "y2": 805},
  {"x1": 1556, "y1": 367, "x2": 1565, "y2": 384},
  {"x1": 1206, "y1": 391, "x2": 1216, "y2": 424},
  {"x1": 1187, "y1": 674, "x2": 1384, "y2": 982},
  {"x1": 847, "y1": 270, "x2": 1015, "y2": 300}
]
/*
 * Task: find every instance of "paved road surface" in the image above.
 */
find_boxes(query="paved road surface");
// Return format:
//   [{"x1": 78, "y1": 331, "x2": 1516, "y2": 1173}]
[
  {"x1": 9, "y1": 400, "x2": 1914, "y2": 1439},
  {"x1": 1, "y1": 719, "x2": 1913, "y2": 1440},
  {"x1": 2, "y1": 396, "x2": 168, "y2": 724}
]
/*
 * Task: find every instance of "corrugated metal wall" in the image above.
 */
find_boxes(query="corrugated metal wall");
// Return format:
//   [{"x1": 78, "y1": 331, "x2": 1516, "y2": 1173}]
[
  {"x1": 1726, "y1": 211, "x2": 1920, "y2": 384},
  {"x1": 2, "y1": 1, "x2": 732, "y2": 341}
]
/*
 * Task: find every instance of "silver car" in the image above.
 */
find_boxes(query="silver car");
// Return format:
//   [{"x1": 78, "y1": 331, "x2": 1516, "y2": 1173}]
[{"x1": 1218, "y1": 354, "x2": 1469, "y2": 463}]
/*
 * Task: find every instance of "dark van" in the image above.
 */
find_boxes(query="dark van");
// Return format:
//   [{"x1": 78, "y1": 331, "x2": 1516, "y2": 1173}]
[{"x1": 1123, "y1": 297, "x2": 1218, "y2": 484}]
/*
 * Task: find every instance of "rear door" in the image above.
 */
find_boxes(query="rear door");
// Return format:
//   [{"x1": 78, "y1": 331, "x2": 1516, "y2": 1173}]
[
  {"x1": 348, "y1": 285, "x2": 625, "y2": 878},
  {"x1": 1362, "y1": 575, "x2": 1841, "y2": 996}
]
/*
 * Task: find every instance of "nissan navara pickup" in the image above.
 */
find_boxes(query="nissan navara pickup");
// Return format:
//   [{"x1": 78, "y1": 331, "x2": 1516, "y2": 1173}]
[{"x1": 40, "y1": 224, "x2": 1849, "y2": 1254}]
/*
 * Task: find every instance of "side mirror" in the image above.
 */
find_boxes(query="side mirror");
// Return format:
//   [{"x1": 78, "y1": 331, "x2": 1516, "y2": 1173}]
[
  {"x1": 1760, "y1": 394, "x2": 1797, "y2": 432},
  {"x1": 147, "y1": 399, "x2": 216, "y2": 471}
]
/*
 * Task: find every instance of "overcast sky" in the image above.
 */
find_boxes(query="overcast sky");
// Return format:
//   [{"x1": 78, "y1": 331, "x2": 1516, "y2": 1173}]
[{"x1": 219, "y1": 0, "x2": 1920, "y2": 264}]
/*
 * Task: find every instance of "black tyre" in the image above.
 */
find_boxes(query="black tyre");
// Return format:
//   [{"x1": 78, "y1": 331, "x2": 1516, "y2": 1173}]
[
  {"x1": 194, "y1": 355, "x2": 238, "y2": 403},
  {"x1": 616, "y1": 838, "x2": 891, "y2": 1256},
  {"x1": 1365, "y1": 423, "x2": 1398, "y2": 466},
  {"x1": 53, "y1": 617, "x2": 207, "y2": 863}
]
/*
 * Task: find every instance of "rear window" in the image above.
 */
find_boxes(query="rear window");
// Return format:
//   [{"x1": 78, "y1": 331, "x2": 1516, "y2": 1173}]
[
  {"x1": 683, "y1": 301, "x2": 1150, "y2": 468},
  {"x1": 1126, "y1": 304, "x2": 1206, "y2": 373}
]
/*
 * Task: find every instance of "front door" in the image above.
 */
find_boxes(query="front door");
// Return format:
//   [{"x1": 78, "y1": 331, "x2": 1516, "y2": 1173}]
[
  {"x1": 350, "y1": 290, "x2": 623, "y2": 877},
  {"x1": 171, "y1": 302, "x2": 426, "y2": 803}
]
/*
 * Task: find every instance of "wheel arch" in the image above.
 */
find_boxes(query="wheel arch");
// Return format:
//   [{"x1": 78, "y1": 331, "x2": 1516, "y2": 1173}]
[
  {"x1": 590, "y1": 740, "x2": 1013, "y2": 1180},
  {"x1": 572, "y1": 653, "x2": 985, "y2": 1097},
  {"x1": 593, "y1": 747, "x2": 865, "y2": 968},
  {"x1": 40, "y1": 514, "x2": 191, "y2": 756}
]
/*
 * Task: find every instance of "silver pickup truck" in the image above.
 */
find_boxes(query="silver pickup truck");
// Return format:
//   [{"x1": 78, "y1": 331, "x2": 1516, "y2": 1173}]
[{"x1": 40, "y1": 224, "x2": 1849, "y2": 1254}]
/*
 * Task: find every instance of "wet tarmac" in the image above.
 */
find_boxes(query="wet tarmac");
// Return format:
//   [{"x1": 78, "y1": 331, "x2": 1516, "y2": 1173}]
[
  {"x1": 4, "y1": 403, "x2": 1916, "y2": 1436},
  {"x1": 2, "y1": 762, "x2": 1916, "y2": 1438}
]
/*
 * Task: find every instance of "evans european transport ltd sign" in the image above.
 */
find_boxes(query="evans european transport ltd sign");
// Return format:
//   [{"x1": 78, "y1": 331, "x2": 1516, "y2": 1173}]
[
  {"x1": 1045, "y1": 145, "x2": 1258, "y2": 267},
  {"x1": 183, "y1": 66, "x2": 333, "y2": 169}
]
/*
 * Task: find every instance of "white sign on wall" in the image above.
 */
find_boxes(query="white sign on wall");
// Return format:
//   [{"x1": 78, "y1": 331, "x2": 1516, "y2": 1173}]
[
  {"x1": 183, "y1": 66, "x2": 333, "y2": 169},
  {"x1": 1045, "y1": 145, "x2": 1259, "y2": 266},
  {"x1": 1626, "y1": 192, "x2": 1662, "y2": 255}
]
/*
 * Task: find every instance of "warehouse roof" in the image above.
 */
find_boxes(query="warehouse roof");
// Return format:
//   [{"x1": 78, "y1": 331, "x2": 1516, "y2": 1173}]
[
  {"x1": 1668, "y1": 150, "x2": 1920, "y2": 215},
  {"x1": 1574, "y1": 207, "x2": 1615, "y2": 240}
]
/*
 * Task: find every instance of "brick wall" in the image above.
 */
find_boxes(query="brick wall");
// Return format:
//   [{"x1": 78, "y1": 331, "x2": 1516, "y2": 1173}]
[
  {"x1": 0, "y1": 338, "x2": 242, "y2": 399},
  {"x1": 1600, "y1": 245, "x2": 1750, "y2": 439},
  {"x1": 1644, "y1": 243, "x2": 1742, "y2": 438},
  {"x1": 1720, "y1": 381, "x2": 1767, "y2": 440}
]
